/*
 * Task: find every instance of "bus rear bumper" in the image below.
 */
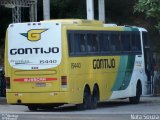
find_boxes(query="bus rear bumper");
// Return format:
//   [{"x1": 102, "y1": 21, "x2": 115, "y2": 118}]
[{"x1": 6, "y1": 92, "x2": 69, "y2": 104}]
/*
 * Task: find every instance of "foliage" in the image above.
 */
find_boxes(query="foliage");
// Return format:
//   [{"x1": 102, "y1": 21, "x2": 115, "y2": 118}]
[
  {"x1": 134, "y1": 0, "x2": 160, "y2": 29},
  {"x1": 50, "y1": 0, "x2": 86, "y2": 19}
]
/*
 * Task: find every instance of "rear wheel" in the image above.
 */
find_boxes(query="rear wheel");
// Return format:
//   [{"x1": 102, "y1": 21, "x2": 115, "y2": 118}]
[
  {"x1": 129, "y1": 82, "x2": 142, "y2": 104},
  {"x1": 76, "y1": 87, "x2": 91, "y2": 110},
  {"x1": 28, "y1": 105, "x2": 38, "y2": 111},
  {"x1": 90, "y1": 86, "x2": 99, "y2": 109}
]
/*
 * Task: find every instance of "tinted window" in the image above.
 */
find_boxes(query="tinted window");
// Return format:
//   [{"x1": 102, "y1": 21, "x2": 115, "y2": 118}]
[
  {"x1": 67, "y1": 30, "x2": 142, "y2": 56},
  {"x1": 142, "y1": 32, "x2": 149, "y2": 48},
  {"x1": 131, "y1": 33, "x2": 141, "y2": 51},
  {"x1": 100, "y1": 33, "x2": 110, "y2": 52},
  {"x1": 121, "y1": 33, "x2": 131, "y2": 51},
  {"x1": 74, "y1": 33, "x2": 86, "y2": 53},
  {"x1": 68, "y1": 33, "x2": 74, "y2": 54},
  {"x1": 87, "y1": 34, "x2": 99, "y2": 52},
  {"x1": 110, "y1": 33, "x2": 120, "y2": 51}
]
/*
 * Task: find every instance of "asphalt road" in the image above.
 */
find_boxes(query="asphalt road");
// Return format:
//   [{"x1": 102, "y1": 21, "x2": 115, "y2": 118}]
[{"x1": 0, "y1": 97, "x2": 160, "y2": 120}]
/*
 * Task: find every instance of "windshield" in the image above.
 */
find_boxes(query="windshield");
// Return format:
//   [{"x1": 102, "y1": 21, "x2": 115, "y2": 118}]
[{"x1": 7, "y1": 22, "x2": 61, "y2": 70}]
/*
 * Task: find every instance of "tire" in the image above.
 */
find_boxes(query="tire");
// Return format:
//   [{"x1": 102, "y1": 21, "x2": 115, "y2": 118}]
[
  {"x1": 129, "y1": 82, "x2": 142, "y2": 104},
  {"x1": 76, "y1": 87, "x2": 91, "y2": 110},
  {"x1": 28, "y1": 105, "x2": 38, "y2": 111},
  {"x1": 39, "y1": 106, "x2": 53, "y2": 110},
  {"x1": 90, "y1": 86, "x2": 99, "y2": 109}
]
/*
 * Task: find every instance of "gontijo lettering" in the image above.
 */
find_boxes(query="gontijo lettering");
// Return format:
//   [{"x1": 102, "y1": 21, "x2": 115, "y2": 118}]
[
  {"x1": 10, "y1": 47, "x2": 59, "y2": 55},
  {"x1": 93, "y1": 58, "x2": 115, "y2": 69}
]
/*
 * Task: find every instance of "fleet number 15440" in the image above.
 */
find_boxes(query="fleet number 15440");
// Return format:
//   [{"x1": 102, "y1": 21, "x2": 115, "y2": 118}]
[{"x1": 40, "y1": 60, "x2": 57, "y2": 64}]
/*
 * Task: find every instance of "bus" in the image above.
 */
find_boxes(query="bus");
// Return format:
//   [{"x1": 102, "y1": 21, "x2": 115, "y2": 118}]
[{"x1": 4, "y1": 19, "x2": 152, "y2": 110}]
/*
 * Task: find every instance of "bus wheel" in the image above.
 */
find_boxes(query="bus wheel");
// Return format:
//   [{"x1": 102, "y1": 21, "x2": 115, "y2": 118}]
[
  {"x1": 90, "y1": 86, "x2": 99, "y2": 109},
  {"x1": 129, "y1": 82, "x2": 142, "y2": 104},
  {"x1": 28, "y1": 105, "x2": 38, "y2": 111},
  {"x1": 76, "y1": 87, "x2": 91, "y2": 110}
]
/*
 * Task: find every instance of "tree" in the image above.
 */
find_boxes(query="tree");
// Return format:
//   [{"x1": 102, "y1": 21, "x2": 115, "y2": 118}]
[
  {"x1": 50, "y1": 0, "x2": 86, "y2": 19},
  {"x1": 134, "y1": 0, "x2": 160, "y2": 29}
]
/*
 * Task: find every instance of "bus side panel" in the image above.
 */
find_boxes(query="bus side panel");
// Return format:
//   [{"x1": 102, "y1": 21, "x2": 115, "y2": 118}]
[
  {"x1": 109, "y1": 55, "x2": 146, "y2": 99},
  {"x1": 68, "y1": 56, "x2": 121, "y2": 103},
  {"x1": 93, "y1": 56, "x2": 120, "y2": 101},
  {"x1": 68, "y1": 57, "x2": 95, "y2": 103}
]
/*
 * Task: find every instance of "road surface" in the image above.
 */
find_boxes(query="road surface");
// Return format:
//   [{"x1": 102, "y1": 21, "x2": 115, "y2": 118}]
[{"x1": 0, "y1": 97, "x2": 160, "y2": 120}]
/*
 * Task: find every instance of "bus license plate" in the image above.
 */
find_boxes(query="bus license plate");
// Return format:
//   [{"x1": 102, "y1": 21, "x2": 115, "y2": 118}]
[{"x1": 36, "y1": 83, "x2": 46, "y2": 87}]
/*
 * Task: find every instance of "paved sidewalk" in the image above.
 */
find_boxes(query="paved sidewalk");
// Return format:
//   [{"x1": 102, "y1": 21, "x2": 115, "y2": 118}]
[{"x1": 141, "y1": 96, "x2": 160, "y2": 103}]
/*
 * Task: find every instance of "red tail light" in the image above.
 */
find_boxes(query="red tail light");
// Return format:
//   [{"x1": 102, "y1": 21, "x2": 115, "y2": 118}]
[
  {"x1": 5, "y1": 77, "x2": 10, "y2": 89},
  {"x1": 61, "y1": 76, "x2": 67, "y2": 85}
]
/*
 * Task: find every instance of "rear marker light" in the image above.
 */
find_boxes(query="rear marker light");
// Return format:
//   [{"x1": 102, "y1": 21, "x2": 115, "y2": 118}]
[
  {"x1": 61, "y1": 76, "x2": 67, "y2": 85},
  {"x1": 5, "y1": 77, "x2": 10, "y2": 89}
]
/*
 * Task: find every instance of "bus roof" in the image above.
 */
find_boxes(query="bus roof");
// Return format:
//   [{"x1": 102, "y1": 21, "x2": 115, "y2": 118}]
[
  {"x1": 41, "y1": 19, "x2": 103, "y2": 26},
  {"x1": 41, "y1": 19, "x2": 147, "y2": 32}
]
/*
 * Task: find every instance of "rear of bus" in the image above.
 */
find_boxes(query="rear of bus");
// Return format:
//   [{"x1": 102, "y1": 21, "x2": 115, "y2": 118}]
[{"x1": 5, "y1": 21, "x2": 69, "y2": 108}]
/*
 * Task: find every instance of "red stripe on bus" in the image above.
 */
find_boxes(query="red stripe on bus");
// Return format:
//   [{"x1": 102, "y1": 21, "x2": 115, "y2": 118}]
[{"x1": 14, "y1": 78, "x2": 57, "y2": 82}]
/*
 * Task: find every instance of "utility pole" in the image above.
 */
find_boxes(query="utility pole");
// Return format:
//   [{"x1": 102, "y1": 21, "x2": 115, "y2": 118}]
[
  {"x1": 86, "y1": 0, "x2": 105, "y2": 22},
  {"x1": 98, "y1": 0, "x2": 105, "y2": 22},
  {"x1": 86, "y1": 0, "x2": 94, "y2": 20},
  {"x1": 43, "y1": 0, "x2": 50, "y2": 20}
]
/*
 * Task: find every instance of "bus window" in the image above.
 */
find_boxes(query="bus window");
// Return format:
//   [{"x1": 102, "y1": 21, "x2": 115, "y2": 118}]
[
  {"x1": 136, "y1": 33, "x2": 141, "y2": 51},
  {"x1": 68, "y1": 33, "x2": 74, "y2": 55},
  {"x1": 143, "y1": 32, "x2": 149, "y2": 48},
  {"x1": 100, "y1": 33, "x2": 110, "y2": 53},
  {"x1": 74, "y1": 33, "x2": 86, "y2": 54},
  {"x1": 110, "y1": 33, "x2": 120, "y2": 52},
  {"x1": 87, "y1": 33, "x2": 99, "y2": 53},
  {"x1": 121, "y1": 33, "x2": 131, "y2": 52},
  {"x1": 131, "y1": 33, "x2": 141, "y2": 52}
]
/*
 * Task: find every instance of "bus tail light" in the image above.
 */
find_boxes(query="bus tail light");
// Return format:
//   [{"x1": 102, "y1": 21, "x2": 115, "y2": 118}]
[
  {"x1": 5, "y1": 77, "x2": 10, "y2": 89},
  {"x1": 61, "y1": 76, "x2": 67, "y2": 86}
]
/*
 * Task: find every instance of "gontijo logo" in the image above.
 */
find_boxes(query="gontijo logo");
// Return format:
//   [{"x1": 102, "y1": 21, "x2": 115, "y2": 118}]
[{"x1": 20, "y1": 29, "x2": 48, "y2": 41}]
